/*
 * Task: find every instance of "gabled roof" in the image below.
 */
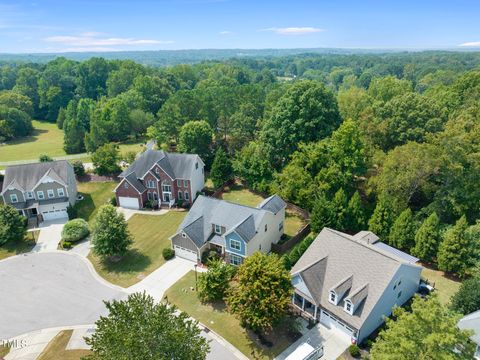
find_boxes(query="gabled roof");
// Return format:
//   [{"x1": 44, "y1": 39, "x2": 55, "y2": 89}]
[
  {"x1": 291, "y1": 228, "x2": 422, "y2": 330},
  {"x1": 125, "y1": 173, "x2": 146, "y2": 193},
  {"x1": 1, "y1": 160, "x2": 72, "y2": 194},
  {"x1": 119, "y1": 149, "x2": 203, "y2": 180},
  {"x1": 258, "y1": 194, "x2": 286, "y2": 214},
  {"x1": 458, "y1": 310, "x2": 480, "y2": 344},
  {"x1": 176, "y1": 195, "x2": 284, "y2": 247}
]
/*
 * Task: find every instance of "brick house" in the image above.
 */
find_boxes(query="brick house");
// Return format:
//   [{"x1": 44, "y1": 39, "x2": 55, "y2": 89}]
[{"x1": 115, "y1": 149, "x2": 205, "y2": 209}]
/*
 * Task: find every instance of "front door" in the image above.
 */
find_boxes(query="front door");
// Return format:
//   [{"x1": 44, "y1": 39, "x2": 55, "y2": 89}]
[{"x1": 164, "y1": 192, "x2": 170, "y2": 202}]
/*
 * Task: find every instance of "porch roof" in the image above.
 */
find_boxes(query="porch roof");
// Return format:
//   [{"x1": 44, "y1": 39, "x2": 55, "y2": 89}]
[{"x1": 209, "y1": 235, "x2": 225, "y2": 247}]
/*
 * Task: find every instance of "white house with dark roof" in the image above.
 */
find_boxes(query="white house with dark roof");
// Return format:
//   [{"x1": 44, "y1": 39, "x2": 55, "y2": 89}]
[
  {"x1": 291, "y1": 228, "x2": 422, "y2": 344},
  {"x1": 115, "y1": 149, "x2": 205, "y2": 209},
  {"x1": 0, "y1": 160, "x2": 77, "y2": 222},
  {"x1": 169, "y1": 194, "x2": 286, "y2": 264}
]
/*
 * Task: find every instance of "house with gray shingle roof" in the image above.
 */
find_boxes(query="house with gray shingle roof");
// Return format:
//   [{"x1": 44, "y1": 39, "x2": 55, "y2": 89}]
[
  {"x1": 169, "y1": 194, "x2": 286, "y2": 264},
  {"x1": 291, "y1": 228, "x2": 422, "y2": 344},
  {"x1": 458, "y1": 311, "x2": 480, "y2": 359},
  {"x1": 114, "y1": 149, "x2": 204, "y2": 209},
  {"x1": 0, "y1": 160, "x2": 77, "y2": 223}
]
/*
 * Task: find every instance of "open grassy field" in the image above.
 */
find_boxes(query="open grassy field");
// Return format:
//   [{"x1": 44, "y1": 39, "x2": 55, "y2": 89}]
[
  {"x1": 221, "y1": 182, "x2": 306, "y2": 239},
  {"x1": 165, "y1": 271, "x2": 294, "y2": 359},
  {"x1": 421, "y1": 267, "x2": 462, "y2": 305},
  {"x1": 37, "y1": 330, "x2": 92, "y2": 360},
  {"x1": 0, "y1": 230, "x2": 38, "y2": 261},
  {"x1": 89, "y1": 211, "x2": 186, "y2": 287},
  {"x1": 74, "y1": 182, "x2": 117, "y2": 223},
  {"x1": 0, "y1": 120, "x2": 145, "y2": 166}
]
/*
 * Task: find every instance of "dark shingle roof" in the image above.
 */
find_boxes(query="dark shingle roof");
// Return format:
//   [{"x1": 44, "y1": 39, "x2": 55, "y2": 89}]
[
  {"x1": 2, "y1": 161, "x2": 70, "y2": 193},
  {"x1": 258, "y1": 194, "x2": 286, "y2": 214},
  {"x1": 125, "y1": 173, "x2": 146, "y2": 193}
]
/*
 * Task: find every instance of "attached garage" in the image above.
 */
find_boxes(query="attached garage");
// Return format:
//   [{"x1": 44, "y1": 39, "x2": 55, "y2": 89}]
[
  {"x1": 320, "y1": 310, "x2": 355, "y2": 339},
  {"x1": 42, "y1": 208, "x2": 68, "y2": 221},
  {"x1": 118, "y1": 196, "x2": 140, "y2": 209},
  {"x1": 173, "y1": 245, "x2": 198, "y2": 262}
]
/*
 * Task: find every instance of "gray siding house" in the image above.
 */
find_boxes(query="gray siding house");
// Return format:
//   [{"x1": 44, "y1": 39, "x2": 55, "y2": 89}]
[
  {"x1": 170, "y1": 195, "x2": 286, "y2": 264},
  {"x1": 291, "y1": 228, "x2": 422, "y2": 344},
  {"x1": 1, "y1": 161, "x2": 77, "y2": 223}
]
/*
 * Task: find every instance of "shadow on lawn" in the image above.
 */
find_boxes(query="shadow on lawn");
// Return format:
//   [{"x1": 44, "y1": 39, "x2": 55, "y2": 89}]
[
  {"x1": 98, "y1": 249, "x2": 152, "y2": 274},
  {"x1": 6, "y1": 127, "x2": 48, "y2": 146},
  {"x1": 74, "y1": 193, "x2": 95, "y2": 222}
]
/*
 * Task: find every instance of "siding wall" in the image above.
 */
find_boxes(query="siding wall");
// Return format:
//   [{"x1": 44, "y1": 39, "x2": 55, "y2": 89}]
[
  {"x1": 225, "y1": 231, "x2": 246, "y2": 256},
  {"x1": 171, "y1": 232, "x2": 199, "y2": 252},
  {"x1": 2, "y1": 188, "x2": 25, "y2": 204}
]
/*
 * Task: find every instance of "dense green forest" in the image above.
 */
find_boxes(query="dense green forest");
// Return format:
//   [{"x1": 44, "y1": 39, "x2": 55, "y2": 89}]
[{"x1": 1, "y1": 50, "x2": 480, "y2": 276}]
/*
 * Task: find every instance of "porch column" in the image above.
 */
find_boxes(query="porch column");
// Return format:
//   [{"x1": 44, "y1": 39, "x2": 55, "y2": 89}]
[
  {"x1": 314, "y1": 305, "x2": 318, "y2": 319},
  {"x1": 301, "y1": 297, "x2": 305, "y2": 310}
]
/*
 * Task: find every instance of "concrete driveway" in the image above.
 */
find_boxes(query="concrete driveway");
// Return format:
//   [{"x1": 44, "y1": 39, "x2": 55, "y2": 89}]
[
  {"x1": 31, "y1": 218, "x2": 68, "y2": 252},
  {"x1": 0, "y1": 252, "x2": 126, "y2": 339}
]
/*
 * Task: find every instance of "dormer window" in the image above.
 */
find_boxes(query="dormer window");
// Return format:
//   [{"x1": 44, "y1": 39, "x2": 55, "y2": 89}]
[
  {"x1": 10, "y1": 194, "x2": 18, "y2": 203},
  {"x1": 344, "y1": 300, "x2": 354, "y2": 315},
  {"x1": 329, "y1": 291, "x2": 337, "y2": 305},
  {"x1": 214, "y1": 224, "x2": 222, "y2": 235}
]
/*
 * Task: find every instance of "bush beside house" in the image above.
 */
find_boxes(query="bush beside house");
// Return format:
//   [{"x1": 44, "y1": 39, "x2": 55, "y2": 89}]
[{"x1": 61, "y1": 218, "x2": 90, "y2": 243}]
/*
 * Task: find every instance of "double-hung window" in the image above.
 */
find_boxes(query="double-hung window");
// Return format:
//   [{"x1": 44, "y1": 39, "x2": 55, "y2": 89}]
[
  {"x1": 178, "y1": 191, "x2": 183, "y2": 200},
  {"x1": 37, "y1": 191, "x2": 45, "y2": 200},
  {"x1": 214, "y1": 224, "x2": 222, "y2": 234},
  {"x1": 26, "y1": 191, "x2": 34, "y2": 199},
  {"x1": 10, "y1": 194, "x2": 18, "y2": 203},
  {"x1": 177, "y1": 179, "x2": 182, "y2": 187},
  {"x1": 47, "y1": 189, "x2": 55, "y2": 198},
  {"x1": 57, "y1": 188, "x2": 65, "y2": 197},
  {"x1": 147, "y1": 180, "x2": 155, "y2": 189},
  {"x1": 184, "y1": 191, "x2": 190, "y2": 201},
  {"x1": 183, "y1": 180, "x2": 188, "y2": 187},
  {"x1": 230, "y1": 254, "x2": 242, "y2": 266},
  {"x1": 230, "y1": 238, "x2": 241, "y2": 251}
]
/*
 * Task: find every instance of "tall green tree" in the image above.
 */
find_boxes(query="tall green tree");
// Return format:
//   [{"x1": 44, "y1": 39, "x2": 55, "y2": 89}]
[
  {"x1": 177, "y1": 120, "x2": 213, "y2": 165},
  {"x1": 451, "y1": 275, "x2": 480, "y2": 315},
  {"x1": 388, "y1": 208, "x2": 416, "y2": 251},
  {"x1": 310, "y1": 193, "x2": 336, "y2": 233},
  {"x1": 85, "y1": 292, "x2": 210, "y2": 360},
  {"x1": 210, "y1": 148, "x2": 233, "y2": 189},
  {"x1": 227, "y1": 252, "x2": 292, "y2": 332},
  {"x1": 0, "y1": 205, "x2": 26, "y2": 245},
  {"x1": 345, "y1": 191, "x2": 366, "y2": 233},
  {"x1": 370, "y1": 294, "x2": 475, "y2": 360},
  {"x1": 198, "y1": 259, "x2": 235, "y2": 302},
  {"x1": 368, "y1": 196, "x2": 397, "y2": 240},
  {"x1": 91, "y1": 143, "x2": 121, "y2": 175},
  {"x1": 412, "y1": 212, "x2": 442, "y2": 263},
  {"x1": 92, "y1": 204, "x2": 133, "y2": 259}
]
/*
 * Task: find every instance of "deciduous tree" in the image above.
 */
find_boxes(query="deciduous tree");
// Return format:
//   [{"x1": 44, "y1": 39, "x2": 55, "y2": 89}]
[
  {"x1": 0, "y1": 204, "x2": 26, "y2": 245},
  {"x1": 210, "y1": 148, "x2": 233, "y2": 189},
  {"x1": 198, "y1": 259, "x2": 235, "y2": 302}
]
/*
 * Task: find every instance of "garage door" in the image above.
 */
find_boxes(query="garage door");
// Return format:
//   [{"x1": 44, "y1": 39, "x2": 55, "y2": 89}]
[
  {"x1": 173, "y1": 245, "x2": 197, "y2": 262},
  {"x1": 42, "y1": 209, "x2": 68, "y2": 221},
  {"x1": 320, "y1": 310, "x2": 355, "y2": 339},
  {"x1": 118, "y1": 197, "x2": 140, "y2": 209}
]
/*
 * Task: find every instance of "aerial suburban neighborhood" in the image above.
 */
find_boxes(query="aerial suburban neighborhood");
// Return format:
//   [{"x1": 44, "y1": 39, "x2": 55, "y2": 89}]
[{"x1": 1, "y1": 1, "x2": 480, "y2": 360}]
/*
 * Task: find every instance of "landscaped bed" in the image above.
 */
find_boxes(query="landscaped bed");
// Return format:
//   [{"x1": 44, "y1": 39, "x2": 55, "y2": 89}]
[
  {"x1": 74, "y1": 181, "x2": 117, "y2": 223},
  {"x1": 0, "y1": 231, "x2": 38, "y2": 261},
  {"x1": 88, "y1": 211, "x2": 186, "y2": 287},
  {"x1": 421, "y1": 266, "x2": 461, "y2": 305},
  {"x1": 165, "y1": 271, "x2": 297, "y2": 360},
  {"x1": 37, "y1": 330, "x2": 92, "y2": 360},
  {"x1": 220, "y1": 182, "x2": 307, "y2": 240}
]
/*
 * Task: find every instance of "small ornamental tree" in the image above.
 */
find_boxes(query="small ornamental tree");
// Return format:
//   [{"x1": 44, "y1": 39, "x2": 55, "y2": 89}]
[
  {"x1": 61, "y1": 218, "x2": 90, "y2": 242},
  {"x1": 85, "y1": 292, "x2": 210, "y2": 360},
  {"x1": 388, "y1": 208, "x2": 416, "y2": 251},
  {"x1": 92, "y1": 143, "x2": 121, "y2": 175},
  {"x1": 92, "y1": 204, "x2": 133, "y2": 259},
  {"x1": 437, "y1": 216, "x2": 472, "y2": 277},
  {"x1": 0, "y1": 204, "x2": 27, "y2": 245},
  {"x1": 210, "y1": 148, "x2": 233, "y2": 189},
  {"x1": 370, "y1": 294, "x2": 475, "y2": 359},
  {"x1": 198, "y1": 259, "x2": 235, "y2": 302},
  {"x1": 451, "y1": 275, "x2": 480, "y2": 315},
  {"x1": 227, "y1": 252, "x2": 292, "y2": 332},
  {"x1": 412, "y1": 212, "x2": 442, "y2": 262}
]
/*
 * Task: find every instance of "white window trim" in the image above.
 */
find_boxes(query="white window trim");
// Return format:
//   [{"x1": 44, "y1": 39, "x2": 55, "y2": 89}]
[
  {"x1": 230, "y1": 254, "x2": 242, "y2": 266},
  {"x1": 230, "y1": 238, "x2": 241, "y2": 251},
  {"x1": 10, "y1": 194, "x2": 18, "y2": 203},
  {"x1": 47, "y1": 189, "x2": 55, "y2": 198},
  {"x1": 147, "y1": 180, "x2": 155, "y2": 189},
  {"x1": 57, "y1": 188, "x2": 65, "y2": 197},
  {"x1": 214, "y1": 224, "x2": 222, "y2": 234},
  {"x1": 344, "y1": 300, "x2": 354, "y2": 315},
  {"x1": 177, "y1": 179, "x2": 182, "y2": 187},
  {"x1": 37, "y1": 191, "x2": 45, "y2": 200},
  {"x1": 279, "y1": 221, "x2": 284, "y2": 231},
  {"x1": 183, "y1": 180, "x2": 188, "y2": 187},
  {"x1": 329, "y1": 291, "x2": 337, "y2": 305},
  {"x1": 26, "y1": 191, "x2": 34, "y2": 199}
]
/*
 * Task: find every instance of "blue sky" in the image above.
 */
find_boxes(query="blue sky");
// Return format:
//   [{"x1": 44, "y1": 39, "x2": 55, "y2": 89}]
[{"x1": 1, "y1": 0, "x2": 479, "y2": 53}]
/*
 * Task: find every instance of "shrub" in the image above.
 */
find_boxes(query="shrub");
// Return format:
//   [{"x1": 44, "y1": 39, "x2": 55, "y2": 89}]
[
  {"x1": 110, "y1": 196, "x2": 117, "y2": 206},
  {"x1": 162, "y1": 247, "x2": 175, "y2": 260},
  {"x1": 72, "y1": 160, "x2": 85, "y2": 176},
  {"x1": 61, "y1": 218, "x2": 90, "y2": 242},
  {"x1": 201, "y1": 250, "x2": 220, "y2": 265},
  {"x1": 39, "y1": 154, "x2": 53, "y2": 162},
  {"x1": 349, "y1": 344, "x2": 361, "y2": 358},
  {"x1": 62, "y1": 241, "x2": 73, "y2": 249}
]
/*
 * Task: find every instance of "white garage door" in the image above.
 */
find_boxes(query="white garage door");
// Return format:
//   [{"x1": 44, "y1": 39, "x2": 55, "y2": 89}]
[
  {"x1": 320, "y1": 310, "x2": 355, "y2": 339},
  {"x1": 42, "y1": 209, "x2": 68, "y2": 221},
  {"x1": 173, "y1": 245, "x2": 197, "y2": 262},
  {"x1": 118, "y1": 197, "x2": 140, "y2": 209}
]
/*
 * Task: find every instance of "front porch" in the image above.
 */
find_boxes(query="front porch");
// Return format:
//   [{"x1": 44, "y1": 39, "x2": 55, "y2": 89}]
[{"x1": 293, "y1": 292, "x2": 318, "y2": 319}]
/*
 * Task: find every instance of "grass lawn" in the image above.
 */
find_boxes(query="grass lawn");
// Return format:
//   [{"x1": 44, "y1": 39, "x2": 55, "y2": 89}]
[
  {"x1": 0, "y1": 231, "x2": 38, "y2": 261},
  {"x1": 221, "y1": 182, "x2": 306, "y2": 240},
  {"x1": 0, "y1": 344, "x2": 10, "y2": 357},
  {"x1": 421, "y1": 266, "x2": 462, "y2": 305},
  {"x1": 88, "y1": 211, "x2": 186, "y2": 287},
  {"x1": 165, "y1": 271, "x2": 294, "y2": 360},
  {"x1": 37, "y1": 330, "x2": 92, "y2": 360},
  {"x1": 74, "y1": 182, "x2": 117, "y2": 223}
]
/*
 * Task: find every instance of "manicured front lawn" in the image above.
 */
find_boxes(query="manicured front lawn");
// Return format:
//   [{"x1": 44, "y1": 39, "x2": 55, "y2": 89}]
[
  {"x1": 37, "y1": 330, "x2": 92, "y2": 360},
  {"x1": 74, "y1": 182, "x2": 117, "y2": 223},
  {"x1": 221, "y1": 182, "x2": 306, "y2": 240},
  {"x1": 0, "y1": 231, "x2": 38, "y2": 261},
  {"x1": 88, "y1": 211, "x2": 186, "y2": 287},
  {"x1": 165, "y1": 271, "x2": 294, "y2": 359},
  {"x1": 421, "y1": 266, "x2": 462, "y2": 305}
]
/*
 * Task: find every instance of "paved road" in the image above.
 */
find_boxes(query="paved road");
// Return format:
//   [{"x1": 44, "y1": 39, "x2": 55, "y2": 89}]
[{"x1": 0, "y1": 252, "x2": 126, "y2": 340}]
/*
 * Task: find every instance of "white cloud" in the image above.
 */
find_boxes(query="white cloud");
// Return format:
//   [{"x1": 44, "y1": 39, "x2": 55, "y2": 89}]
[
  {"x1": 459, "y1": 41, "x2": 480, "y2": 47},
  {"x1": 44, "y1": 33, "x2": 173, "y2": 48},
  {"x1": 219, "y1": 30, "x2": 232, "y2": 35},
  {"x1": 262, "y1": 27, "x2": 324, "y2": 35}
]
